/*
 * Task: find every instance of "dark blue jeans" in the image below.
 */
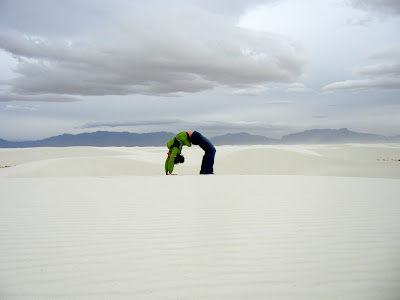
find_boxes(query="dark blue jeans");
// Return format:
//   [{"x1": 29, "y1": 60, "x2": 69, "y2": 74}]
[{"x1": 190, "y1": 131, "x2": 216, "y2": 174}]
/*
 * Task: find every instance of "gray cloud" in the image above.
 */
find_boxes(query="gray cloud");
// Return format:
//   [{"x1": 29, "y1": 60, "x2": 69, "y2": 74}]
[
  {"x1": 323, "y1": 46, "x2": 400, "y2": 91},
  {"x1": 349, "y1": 0, "x2": 400, "y2": 15},
  {"x1": 0, "y1": 1, "x2": 305, "y2": 102},
  {"x1": 0, "y1": 0, "x2": 277, "y2": 35},
  {"x1": 81, "y1": 120, "x2": 184, "y2": 129},
  {"x1": 0, "y1": 0, "x2": 398, "y2": 141},
  {"x1": 0, "y1": 90, "x2": 81, "y2": 102}
]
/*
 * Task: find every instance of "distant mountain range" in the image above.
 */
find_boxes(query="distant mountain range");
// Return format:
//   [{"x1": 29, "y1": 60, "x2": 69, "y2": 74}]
[
  {"x1": 281, "y1": 128, "x2": 397, "y2": 144},
  {"x1": 210, "y1": 132, "x2": 280, "y2": 145},
  {"x1": 0, "y1": 131, "x2": 175, "y2": 148},
  {"x1": 212, "y1": 129, "x2": 399, "y2": 145},
  {"x1": 0, "y1": 129, "x2": 399, "y2": 148}
]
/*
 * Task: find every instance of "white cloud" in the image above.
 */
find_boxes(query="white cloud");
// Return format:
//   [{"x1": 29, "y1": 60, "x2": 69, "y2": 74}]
[
  {"x1": 324, "y1": 45, "x2": 400, "y2": 91},
  {"x1": 4, "y1": 104, "x2": 38, "y2": 111},
  {"x1": 231, "y1": 85, "x2": 266, "y2": 96},
  {"x1": 323, "y1": 78, "x2": 400, "y2": 91},
  {"x1": 238, "y1": 0, "x2": 400, "y2": 90},
  {"x1": 286, "y1": 83, "x2": 312, "y2": 93}
]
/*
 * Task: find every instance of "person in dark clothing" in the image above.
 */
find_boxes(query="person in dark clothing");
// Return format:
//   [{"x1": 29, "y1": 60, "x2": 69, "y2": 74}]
[
  {"x1": 189, "y1": 131, "x2": 216, "y2": 174},
  {"x1": 165, "y1": 131, "x2": 216, "y2": 175}
]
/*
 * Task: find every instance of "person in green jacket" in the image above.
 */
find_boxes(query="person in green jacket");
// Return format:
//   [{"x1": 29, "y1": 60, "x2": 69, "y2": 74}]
[{"x1": 165, "y1": 131, "x2": 215, "y2": 175}]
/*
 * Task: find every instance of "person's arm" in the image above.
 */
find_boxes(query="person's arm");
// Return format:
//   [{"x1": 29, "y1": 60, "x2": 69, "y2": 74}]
[
  {"x1": 176, "y1": 132, "x2": 191, "y2": 147},
  {"x1": 165, "y1": 155, "x2": 170, "y2": 174},
  {"x1": 166, "y1": 147, "x2": 180, "y2": 174}
]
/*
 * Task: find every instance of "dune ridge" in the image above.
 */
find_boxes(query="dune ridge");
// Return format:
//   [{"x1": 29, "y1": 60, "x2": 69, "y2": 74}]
[{"x1": 1, "y1": 144, "x2": 399, "y2": 178}]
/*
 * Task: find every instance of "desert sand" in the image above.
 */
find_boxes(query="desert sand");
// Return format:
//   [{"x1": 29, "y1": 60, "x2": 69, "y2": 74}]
[{"x1": 1, "y1": 144, "x2": 399, "y2": 299}]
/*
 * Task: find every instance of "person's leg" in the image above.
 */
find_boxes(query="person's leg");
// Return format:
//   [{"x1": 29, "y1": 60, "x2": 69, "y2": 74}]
[
  {"x1": 191, "y1": 131, "x2": 216, "y2": 174},
  {"x1": 200, "y1": 152, "x2": 215, "y2": 174}
]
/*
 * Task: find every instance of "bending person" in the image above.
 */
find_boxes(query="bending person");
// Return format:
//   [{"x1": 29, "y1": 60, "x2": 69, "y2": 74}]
[{"x1": 165, "y1": 131, "x2": 216, "y2": 175}]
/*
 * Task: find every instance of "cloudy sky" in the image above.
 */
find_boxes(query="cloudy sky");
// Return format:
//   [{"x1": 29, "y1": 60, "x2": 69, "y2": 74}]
[{"x1": 0, "y1": 0, "x2": 399, "y2": 141}]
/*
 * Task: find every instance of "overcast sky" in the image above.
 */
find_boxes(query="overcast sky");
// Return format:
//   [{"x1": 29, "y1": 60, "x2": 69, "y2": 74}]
[{"x1": 0, "y1": 0, "x2": 399, "y2": 141}]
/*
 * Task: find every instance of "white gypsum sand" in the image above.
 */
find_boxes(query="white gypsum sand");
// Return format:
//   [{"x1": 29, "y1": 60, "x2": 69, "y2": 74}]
[{"x1": 0, "y1": 144, "x2": 399, "y2": 299}]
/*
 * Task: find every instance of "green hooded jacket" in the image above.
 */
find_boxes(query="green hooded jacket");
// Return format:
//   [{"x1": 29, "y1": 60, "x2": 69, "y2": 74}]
[{"x1": 165, "y1": 131, "x2": 191, "y2": 174}]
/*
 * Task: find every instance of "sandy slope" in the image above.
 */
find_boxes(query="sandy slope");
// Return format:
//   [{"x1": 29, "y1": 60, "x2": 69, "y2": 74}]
[
  {"x1": 0, "y1": 145, "x2": 399, "y2": 299},
  {"x1": 1, "y1": 144, "x2": 399, "y2": 178}
]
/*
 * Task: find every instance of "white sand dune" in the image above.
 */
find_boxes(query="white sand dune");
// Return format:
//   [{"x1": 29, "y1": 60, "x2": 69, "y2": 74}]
[
  {"x1": 1, "y1": 145, "x2": 399, "y2": 299},
  {"x1": 1, "y1": 144, "x2": 399, "y2": 178}
]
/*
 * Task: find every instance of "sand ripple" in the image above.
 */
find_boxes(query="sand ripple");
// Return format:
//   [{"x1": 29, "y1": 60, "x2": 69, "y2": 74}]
[{"x1": 1, "y1": 175, "x2": 399, "y2": 299}]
